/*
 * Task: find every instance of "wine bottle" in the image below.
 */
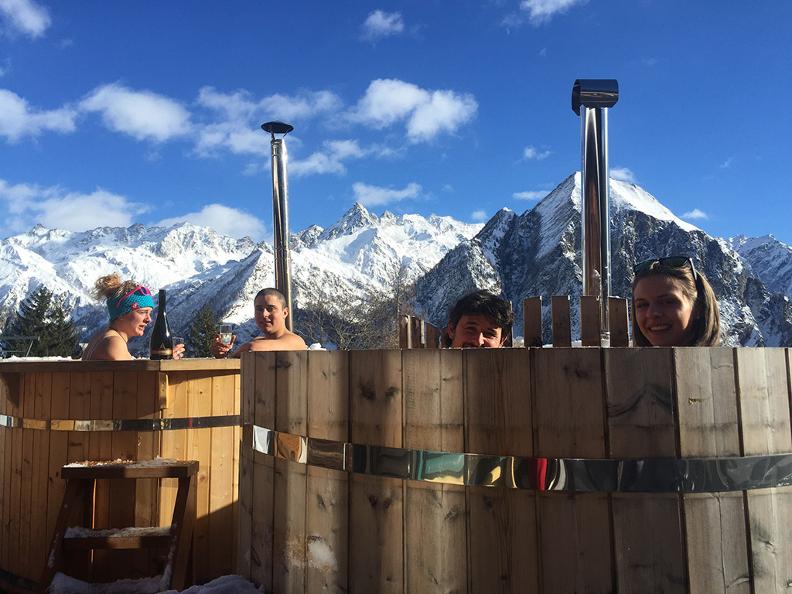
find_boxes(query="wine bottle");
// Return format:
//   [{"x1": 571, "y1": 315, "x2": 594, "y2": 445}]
[{"x1": 149, "y1": 289, "x2": 173, "y2": 360}]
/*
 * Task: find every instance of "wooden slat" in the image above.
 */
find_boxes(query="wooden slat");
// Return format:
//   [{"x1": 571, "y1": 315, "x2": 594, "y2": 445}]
[
  {"x1": 0, "y1": 374, "x2": 6, "y2": 570},
  {"x1": 403, "y1": 349, "x2": 466, "y2": 593},
  {"x1": 533, "y1": 348, "x2": 613, "y2": 593},
  {"x1": 674, "y1": 347, "x2": 749, "y2": 593},
  {"x1": 465, "y1": 349, "x2": 536, "y2": 594},
  {"x1": 16, "y1": 373, "x2": 35, "y2": 579},
  {"x1": 45, "y1": 373, "x2": 70, "y2": 576},
  {"x1": 551, "y1": 296, "x2": 571, "y2": 347},
  {"x1": 186, "y1": 373, "x2": 213, "y2": 583},
  {"x1": 209, "y1": 373, "x2": 237, "y2": 579},
  {"x1": 251, "y1": 352, "x2": 276, "y2": 590},
  {"x1": 273, "y1": 352, "x2": 308, "y2": 593},
  {"x1": 87, "y1": 371, "x2": 113, "y2": 579},
  {"x1": 605, "y1": 348, "x2": 686, "y2": 593},
  {"x1": 424, "y1": 324, "x2": 441, "y2": 349},
  {"x1": 159, "y1": 374, "x2": 188, "y2": 529},
  {"x1": 134, "y1": 371, "x2": 159, "y2": 577},
  {"x1": 305, "y1": 351, "x2": 349, "y2": 593},
  {"x1": 231, "y1": 372, "x2": 241, "y2": 570},
  {"x1": 608, "y1": 297, "x2": 630, "y2": 347},
  {"x1": 522, "y1": 297, "x2": 543, "y2": 347},
  {"x1": 62, "y1": 535, "x2": 171, "y2": 551},
  {"x1": 62, "y1": 462, "x2": 198, "y2": 480},
  {"x1": 65, "y1": 372, "x2": 92, "y2": 580},
  {"x1": 579, "y1": 295, "x2": 601, "y2": 346},
  {"x1": 30, "y1": 373, "x2": 52, "y2": 581},
  {"x1": 0, "y1": 373, "x2": 15, "y2": 571},
  {"x1": 399, "y1": 315, "x2": 409, "y2": 349},
  {"x1": 237, "y1": 354, "x2": 255, "y2": 578},
  {"x1": 349, "y1": 350, "x2": 403, "y2": 593},
  {"x1": 736, "y1": 348, "x2": 792, "y2": 593}
]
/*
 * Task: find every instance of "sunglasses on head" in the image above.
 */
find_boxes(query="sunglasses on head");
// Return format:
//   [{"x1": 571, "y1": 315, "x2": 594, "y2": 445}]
[
  {"x1": 116, "y1": 285, "x2": 152, "y2": 303},
  {"x1": 633, "y1": 256, "x2": 698, "y2": 280}
]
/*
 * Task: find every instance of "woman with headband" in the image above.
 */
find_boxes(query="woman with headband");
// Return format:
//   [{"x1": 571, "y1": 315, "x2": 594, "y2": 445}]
[
  {"x1": 631, "y1": 256, "x2": 721, "y2": 347},
  {"x1": 82, "y1": 273, "x2": 185, "y2": 360}
]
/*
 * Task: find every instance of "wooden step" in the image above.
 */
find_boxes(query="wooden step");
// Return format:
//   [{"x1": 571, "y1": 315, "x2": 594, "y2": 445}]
[
  {"x1": 61, "y1": 459, "x2": 198, "y2": 480},
  {"x1": 62, "y1": 526, "x2": 172, "y2": 551}
]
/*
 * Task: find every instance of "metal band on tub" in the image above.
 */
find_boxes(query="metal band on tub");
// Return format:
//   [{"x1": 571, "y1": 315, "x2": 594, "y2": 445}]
[{"x1": 4, "y1": 413, "x2": 792, "y2": 493}]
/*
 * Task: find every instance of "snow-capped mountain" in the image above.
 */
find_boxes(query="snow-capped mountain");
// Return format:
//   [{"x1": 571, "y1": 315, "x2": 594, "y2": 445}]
[
  {"x1": 1, "y1": 174, "x2": 791, "y2": 348},
  {"x1": 414, "y1": 173, "x2": 792, "y2": 346}
]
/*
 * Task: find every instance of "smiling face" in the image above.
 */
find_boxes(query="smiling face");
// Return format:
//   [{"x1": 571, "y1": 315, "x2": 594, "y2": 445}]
[
  {"x1": 448, "y1": 314, "x2": 505, "y2": 348},
  {"x1": 116, "y1": 307, "x2": 152, "y2": 337},
  {"x1": 254, "y1": 294, "x2": 288, "y2": 337},
  {"x1": 633, "y1": 275, "x2": 697, "y2": 346}
]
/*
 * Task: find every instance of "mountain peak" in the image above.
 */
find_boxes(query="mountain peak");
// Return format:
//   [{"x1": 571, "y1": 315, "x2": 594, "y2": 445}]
[{"x1": 320, "y1": 202, "x2": 379, "y2": 240}]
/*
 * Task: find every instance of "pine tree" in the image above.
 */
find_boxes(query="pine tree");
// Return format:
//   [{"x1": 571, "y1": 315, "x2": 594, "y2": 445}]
[
  {"x1": 2, "y1": 286, "x2": 78, "y2": 357},
  {"x1": 188, "y1": 304, "x2": 219, "y2": 357}
]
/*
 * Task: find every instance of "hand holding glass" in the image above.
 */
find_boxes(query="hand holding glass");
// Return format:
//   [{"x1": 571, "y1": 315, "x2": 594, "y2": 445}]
[{"x1": 219, "y1": 324, "x2": 233, "y2": 346}]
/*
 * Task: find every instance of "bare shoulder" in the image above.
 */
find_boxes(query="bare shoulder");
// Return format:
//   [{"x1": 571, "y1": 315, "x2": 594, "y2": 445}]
[
  {"x1": 248, "y1": 331, "x2": 307, "y2": 352},
  {"x1": 83, "y1": 331, "x2": 132, "y2": 361}
]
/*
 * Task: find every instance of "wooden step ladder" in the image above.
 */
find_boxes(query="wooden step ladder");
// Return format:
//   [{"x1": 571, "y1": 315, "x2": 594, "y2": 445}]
[{"x1": 39, "y1": 459, "x2": 198, "y2": 593}]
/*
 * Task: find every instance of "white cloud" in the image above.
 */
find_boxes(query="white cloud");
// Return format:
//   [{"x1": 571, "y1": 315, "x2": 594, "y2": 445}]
[
  {"x1": 513, "y1": 190, "x2": 546, "y2": 200},
  {"x1": 361, "y1": 10, "x2": 404, "y2": 41},
  {"x1": 0, "y1": 88, "x2": 76, "y2": 142},
  {"x1": 81, "y1": 83, "x2": 191, "y2": 142},
  {"x1": 352, "y1": 181, "x2": 421, "y2": 207},
  {"x1": 290, "y1": 139, "x2": 366, "y2": 177},
  {"x1": 471, "y1": 210, "x2": 488, "y2": 222},
  {"x1": 260, "y1": 90, "x2": 343, "y2": 121},
  {"x1": 0, "y1": 178, "x2": 147, "y2": 233},
  {"x1": 442, "y1": 184, "x2": 454, "y2": 193},
  {"x1": 0, "y1": 0, "x2": 50, "y2": 38},
  {"x1": 522, "y1": 145, "x2": 551, "y2": 160},
  {"x1": 350, "y1": 79, "x2": 477, "y2": 143},
  {"x1": 682, "y1": 208, "x2": 709, "y2": 220},
  {"x1": 610, "y1": 167, "x2": 637, "y2": 183},
  {"x1": 720, "y1": 156, "x2": 734, "y2": 169},
  {"x1": 157, "y1": 203, "x2": 267, "y2": 240},
  {"x1": 519, "y1": 0, "x2": 586, "y2": 25}
]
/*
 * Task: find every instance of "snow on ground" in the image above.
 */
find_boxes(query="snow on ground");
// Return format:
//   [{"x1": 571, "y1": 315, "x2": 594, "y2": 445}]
[{"x1": 49, "y1": 573, "x2": 261, "y2": 594}]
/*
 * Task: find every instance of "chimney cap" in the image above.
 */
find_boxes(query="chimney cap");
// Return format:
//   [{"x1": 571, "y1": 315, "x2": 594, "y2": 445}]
[
  {"x1": 261, "y1": 121, "x2": 294, "y2": 136},
  {"x1": 572, "y1": 79, "x2": 619, "y2": 115}
]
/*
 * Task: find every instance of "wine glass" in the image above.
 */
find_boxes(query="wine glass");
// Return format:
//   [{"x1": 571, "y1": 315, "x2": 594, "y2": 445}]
[{"x1": 219, "y1": 324, "x2": 233, "y2": 346}]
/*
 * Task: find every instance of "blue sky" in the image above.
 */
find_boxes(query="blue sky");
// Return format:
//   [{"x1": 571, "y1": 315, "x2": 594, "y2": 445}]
[{"x1": 1, "y1": 0, "x2": 790, "y2": 243}]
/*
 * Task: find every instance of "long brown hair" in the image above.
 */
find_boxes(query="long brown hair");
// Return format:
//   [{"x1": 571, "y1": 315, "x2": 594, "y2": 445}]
[{"x1": 631, "y1": 262, "x2": 721, "y2": 346}]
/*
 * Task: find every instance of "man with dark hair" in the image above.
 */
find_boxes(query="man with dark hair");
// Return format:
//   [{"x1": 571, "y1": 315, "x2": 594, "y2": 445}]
[
  {"x1": 211, "y1": 287, "x2": 306, "y2": 357},
  {"x1": 446, "y1": 289, "x2": 513, "y2": 348}
]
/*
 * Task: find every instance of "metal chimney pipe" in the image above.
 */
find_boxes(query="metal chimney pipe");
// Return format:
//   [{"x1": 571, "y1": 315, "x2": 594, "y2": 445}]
[
  {"x1": 572, "y1": 79, "x2": 619, "y2": 343},
  {"x1": 262, "y1": 121, "x2": 294, "y2": 331}
]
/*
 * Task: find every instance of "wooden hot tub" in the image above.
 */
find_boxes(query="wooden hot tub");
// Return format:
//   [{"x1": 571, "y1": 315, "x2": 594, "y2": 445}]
[{"x1": 0, "y1": 358, "x2": 240, "y2": 586}]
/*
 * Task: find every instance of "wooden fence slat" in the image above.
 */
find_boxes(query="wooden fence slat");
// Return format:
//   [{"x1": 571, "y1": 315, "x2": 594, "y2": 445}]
[
  {"x1": 522, "y1": 297, "x2": 543, "y2": 348},
  {"x1": 45, "y1": 373, "x2": 70, "y2": 583},
  {"x1": 7, "y1": 373, "x2": 24, "y2": 577},
  {"x1": 736, "y1": 348, "x2": 792, "y2": 594},
  {"x1": 399, "y1": 316, "x2": 410, "y2": 349},
  {"x1": 186, "y1": 373, "x2": 213, "y2": 583},
  {"x1": 580, "y1": 295, "x2": 601, "y2": 346},
  {"x1": 403, "y1": 349, "x2": 466, "y2": 593},
  {"x1": 237, "y1": 356, "x2": 255, "y2": 578},
  {"x1": 675, "y1": 348, "x2": 750, "y2": 593},
  {"x1": 209, "y1": 373, "x2": 237, "y2": 579},
  {"x1": 465, "y1": 349, "x2": 537, "y2": 594},
  {"x1": 18, "y1": 373, "x2": 35, "y2": 579},
  {"x1": 349, "y1": 350, "x2": 404, "y2": 594},
  {"x1": 533, "y1": 348, "x2": 613, "y2": 593},
  {"x1": 424, "y1": 324, "x2": 441, "y2": 349},
  {"x1": 134, "y1": 371, "x2": 159, "y2": 577},
  {"x1": 159, "y1": 373, "x2": 188, "y2": 555},
  {"x1": 88, "y1": 371, "x2": 114, "y2": 578},
  {"x1": 251, "y1": 353, "x2": 276, "y2": 590},
  {"x1": 305, "y1": 351, "x2": 349, "y2": 594},
  {"x1": 65, "y1": 372, "x2": 92, "y2": 580},
  {"x1": 231, "y1": 372, "x2": 241, "y2": 570},
  {"x1": 551, "y1": 296, "x2": 571, "y2": 348},
  {"x1": 410, "y1": 317, "x2": 423, "y2": 350},
  {"x1": 605, "y1": 348, "x2": 686, "y2": 593},
  {"x1": 0, "y1": 373, "x2": 7, "y2": 570},
  {"x1": 608, "y1": 297, "x2": 630, "y2": 347},
  {"x1": 273, "y1": 351, "x2": 308, "y2": 593}
]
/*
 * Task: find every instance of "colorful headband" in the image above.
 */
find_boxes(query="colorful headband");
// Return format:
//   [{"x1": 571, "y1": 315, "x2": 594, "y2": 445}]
[{"x1": 107, "y1": 285, "x2": 156, "y2": 321}]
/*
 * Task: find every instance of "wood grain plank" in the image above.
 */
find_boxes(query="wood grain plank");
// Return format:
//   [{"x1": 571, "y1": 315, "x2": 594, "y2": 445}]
[
  {"x1": 87, "y1": 371, "x2": 113, "y2": 578},
  {"x1": 605, "y1": 348, "x2": 686, "y2": 594},
  {"x1": 18, "y1": 372, "x2": 36, "y2": 579},
  {"x1": 134, "y1": 371, "x2": 159, "y2": 578},
  {"x1": 674, "y1": 347, "x2": 750, "y2": 593},
  {"x1": 736, "y1": 348, "x2": 792, "y2": 594},
  {"x1": 251, "y1": 352, "x2": 276, "y2": 590},
  {"x1": 465, "y1": 348, "x2": 537, "y2": 594},
  {"x1": 533, "y1": 348, "x2": 613, "y2": 593},
  {"x1": 7, "y1": 372, "x2": 24, "y2": 577},
  {"x1": 551, "y1": 296, "x2": 572, "y2": 347},
  {"x1": 403, "y1": 349, "x2": 467, "y2": 594},
  {"x1": 349, "y1": 350, "x2": 403, "y2": 594},
  {"x1": 30, "y1": 372, "x2": 52, "y2": 582},
  {"x1": 0, "y1": 373, "x2": 8, "y2": 570},
  {"x1": 65, "y1": 371, "x2": 92, "y2": 580},
  {"x1": 580, "y1": 295, "x2": 601, "y2": 346},
  {"x1": 45, "y1": 373, "x2": 70, "y2": 577},
  {"x1": 608, "y1": 297, "x2": 629, "y2": 347},
  {"x1": 273, "y1": 351, "x2": 308, "y2": 593},
  {"x1": 186, "y1": 373, "x2": 213, "y2": 584},
  {"x1": 305, "y1": 351, "x2": 349, "y2": 594},
  {"x1": 237, "y1": 354, "x2": 255, "y2": 578},
  {"x1": 208, "y1": 372, "x2": 237, "y2": 579},
  {"x1": 159, "y1": 373, "x2": 188, "y2": 530},
  {"x1": 522, "y1": 297, "x2": 543, "y2": 348}
]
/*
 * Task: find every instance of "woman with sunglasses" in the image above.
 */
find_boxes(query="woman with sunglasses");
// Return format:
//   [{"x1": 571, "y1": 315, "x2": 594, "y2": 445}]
[
  {"x1": 631, "y1": 256, "x2": 721, "y2": 347},
  {"x1": 82, "y1": 273, "x2": 185, "y2": 360}
]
